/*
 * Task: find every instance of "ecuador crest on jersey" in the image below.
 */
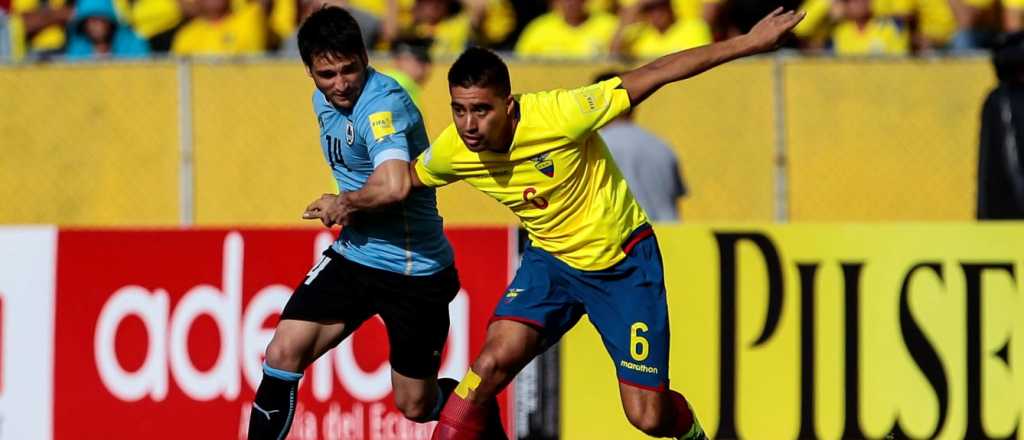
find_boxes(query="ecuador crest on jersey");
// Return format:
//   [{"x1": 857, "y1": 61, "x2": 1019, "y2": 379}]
[{"x1": 532, "y1": 153, "x2": 555, "y2": 178}]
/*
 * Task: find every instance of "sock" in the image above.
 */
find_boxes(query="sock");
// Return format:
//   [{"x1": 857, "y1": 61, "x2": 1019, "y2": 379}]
[
  {"x1": 667, "y1": 390, "x2": 706, "y2": 440},
  {"x1": 429, "y1": 377, "x2": 459, "y2": 421},
  {"x1": 248, "y1": 362, "x2": 303, "y2": 440},
  {"x1": 432, "y1": 393, "x2": 489, "y2": 440},
  {"x1": 432, "y1": 370, "x2": 490, "y2": 440}
]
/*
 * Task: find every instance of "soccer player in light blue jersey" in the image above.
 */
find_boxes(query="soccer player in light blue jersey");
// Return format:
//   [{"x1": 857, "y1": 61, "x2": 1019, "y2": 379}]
[{"x1": 246, "y1": 7, "x2": 500, "y2": 439}]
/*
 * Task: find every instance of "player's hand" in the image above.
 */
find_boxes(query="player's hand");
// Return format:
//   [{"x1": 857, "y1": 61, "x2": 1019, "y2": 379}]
[
  {"x1": 743, "y1": 7, "x2": 806, "y2": 53},
  {"x1": 303, "y1": 193, "x2": 338, "y2": 227},
  {"x1": 322, "y1": 194, "x2": 355, "y2": 227}
]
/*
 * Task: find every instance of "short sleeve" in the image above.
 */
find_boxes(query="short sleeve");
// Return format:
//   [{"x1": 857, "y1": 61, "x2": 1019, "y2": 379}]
[
  {"x1": 413, "y1": 125, "x2": 461, "y2": 188},
  {"x1": 535, "y1": 77, "x2": 632, "y2": 142},
  {"x1": 361, "y1": 93, "x2": 417, "y2": 168}
]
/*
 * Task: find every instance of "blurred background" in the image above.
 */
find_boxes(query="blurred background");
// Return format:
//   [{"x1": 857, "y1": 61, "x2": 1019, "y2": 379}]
[{"x1": 2, "y1": 0, "x2": 1024, "y2": 439}]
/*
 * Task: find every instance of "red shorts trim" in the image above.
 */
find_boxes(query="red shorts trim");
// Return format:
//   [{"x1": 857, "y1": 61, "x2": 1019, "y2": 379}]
[
  {"x1": 618, "y1": 378, "x2": 667, "y2": 393},
  {"x1": 489, "y1": 315, "x2": 545, "y2": 331}
]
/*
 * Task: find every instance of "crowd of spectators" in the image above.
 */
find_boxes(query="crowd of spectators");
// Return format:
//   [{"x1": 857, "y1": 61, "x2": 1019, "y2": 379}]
[{"x1": 0, "y1": 0, "x2": 1014, "y2": 61}]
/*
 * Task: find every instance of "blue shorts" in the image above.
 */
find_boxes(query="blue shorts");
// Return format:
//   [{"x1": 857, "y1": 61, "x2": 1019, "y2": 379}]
[{"x1": 493, "y1": 225, "x2": 670, "y2": 391}]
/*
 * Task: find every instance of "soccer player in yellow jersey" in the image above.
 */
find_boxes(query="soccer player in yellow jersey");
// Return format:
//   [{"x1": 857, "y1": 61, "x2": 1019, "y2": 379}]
[
  {"x1": 402, "y1": 7, "x2": 805, "y2": 440},
  {"x1": 327, "y1": 7, "x2": 800, "y2": 440}
]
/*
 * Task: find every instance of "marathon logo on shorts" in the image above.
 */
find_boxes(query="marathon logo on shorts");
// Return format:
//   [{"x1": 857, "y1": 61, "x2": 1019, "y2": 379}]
[
  {"x1": 532, "y1": 153, "x2": 555, "y2": 178},
  {"x1": 620, "y1": 360, "x2": 659, "y2": 375}
]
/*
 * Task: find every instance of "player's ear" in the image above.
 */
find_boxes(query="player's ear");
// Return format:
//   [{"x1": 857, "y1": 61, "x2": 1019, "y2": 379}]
[
  {"x1": 305, "y1": 65, "x2": 313, "y2": 79},
  {"x1": 505, "y1": 95, "x2": 515, "y2": 116}
]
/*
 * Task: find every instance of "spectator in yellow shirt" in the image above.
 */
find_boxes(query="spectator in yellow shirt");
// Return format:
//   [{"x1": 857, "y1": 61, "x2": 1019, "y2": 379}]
[
  {"x1": 589, "y1": 0, "x2": 722, "y2": 28},
  {"x1": 795, "y1": 0, "x2": 953, "y2": 52},
  {"x1": 515, "y1": 0, "x2": 618, "y2": 59},
  {"x1": 7, "y1": 0, "x2": 73, "y2": 60},
  {"x1": 171, "y1": 0, "x2": 267, "y2": 55},
  {"x1": 611, "y1": 0, "x2": 712, "y2": 59},
  {"x1": 831, "y1": 0, "x2": 909, "y2": 55},
  {"x1": 400, "y1": 0, "x2": 515, "y2": 58},
  {"x1": 121, "y1": 0, "x2": 186, "y2": 52}
]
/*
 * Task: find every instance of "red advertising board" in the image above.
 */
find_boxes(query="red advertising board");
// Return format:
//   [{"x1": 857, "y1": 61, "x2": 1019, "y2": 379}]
[{"x1": 52, "y1": 228, "x2": 514, "y2": 439}]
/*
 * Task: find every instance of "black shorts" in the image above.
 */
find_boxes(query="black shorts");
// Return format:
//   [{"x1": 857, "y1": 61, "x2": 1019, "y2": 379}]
[{"x1": 280, "y1": 249, "x2": 460, "y2": 379}]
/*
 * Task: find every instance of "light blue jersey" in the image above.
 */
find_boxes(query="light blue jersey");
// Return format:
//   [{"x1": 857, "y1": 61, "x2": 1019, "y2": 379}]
[{"x1": 313, "y1": 67, "x2": 453, "y2": 276}]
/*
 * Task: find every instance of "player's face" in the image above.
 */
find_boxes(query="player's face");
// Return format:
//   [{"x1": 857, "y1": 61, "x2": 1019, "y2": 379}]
[
  {"x1": 450, "y1": 85, "x2": 514, "y2": 153},
  {"x1": 308, "y1": 52, "x2": 368, "y2": 111}
]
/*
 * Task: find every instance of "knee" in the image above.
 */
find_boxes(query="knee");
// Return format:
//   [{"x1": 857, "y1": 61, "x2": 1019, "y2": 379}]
[
  {"x1": 471, "y1": 348, "x2": 515, "y2": 381},
  {"x1": 625, "y1": 408, "x2": 664, "y2": 437},
  {"x1": 264, "y1": 339, "x2": 305, "y2": 372},
  {"x1": 623, "y1": 396, "x2": 669, "y2": 437},
  {"x1": 394, "y1": 395, "x2": 433, "y2": 423},
  {"x1": 471, "y1": 353, "x2": 501, "y2": 379}
]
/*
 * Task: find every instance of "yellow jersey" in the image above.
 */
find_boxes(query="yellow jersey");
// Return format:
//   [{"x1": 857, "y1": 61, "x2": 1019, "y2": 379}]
[
  {"x1": 514, "y1": 11, "x2": 618, "y2": 59},
  {"x1": 623, "y1": 19, "x2": 712, "y2": 59},
  {"x1": 795, "y1": 0, "x2": 945, "y2": 42},
  {"x1": 915, "y1": 0, "x2": 956, "y2": 44},
  {"x1": 589, "y1": 0, "x2": 721, "y2": 22},
  {"x1": 407, "y1": 0, "x2": 515, "y2": 58},
  {"x1": 832, "y1": 18, "x2": 909, "y2": 56},
  {"x1": 171, "y1": 3, "x2": 266, "y2": 56},
  {"x1": 964, "y1": 0, "x2": 1024, "y2": 8},
  {"x1": 415, "y1": 78, "x2": 649, "y2": 271},
  {"x1": 9, "y1": 0, "x2": 68, "y2": 59}
]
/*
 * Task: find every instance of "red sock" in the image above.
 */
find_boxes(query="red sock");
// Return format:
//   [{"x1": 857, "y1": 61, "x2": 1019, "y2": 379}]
[
  {"x1": 431, "y1": 393, "x2": 488, "y2": 440},
  {"x1": 667, "y1": 390, "x2": 695, "y2": 437}
]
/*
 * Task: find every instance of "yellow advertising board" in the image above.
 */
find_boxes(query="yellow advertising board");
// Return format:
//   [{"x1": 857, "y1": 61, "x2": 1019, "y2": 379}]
[{"x1": 562, "y1": 224, "x2": 1024, "y2": 439}]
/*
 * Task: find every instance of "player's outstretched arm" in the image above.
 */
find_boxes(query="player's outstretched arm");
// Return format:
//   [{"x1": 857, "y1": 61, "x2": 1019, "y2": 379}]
[{"x1": 619, "y1": 7, "x2": 805, "y2": 107}]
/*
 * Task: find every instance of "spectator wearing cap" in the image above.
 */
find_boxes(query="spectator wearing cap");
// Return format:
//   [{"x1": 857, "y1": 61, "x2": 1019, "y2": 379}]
[{"x1": 611, "y1": 0, "x2": 711, "y2": 59}]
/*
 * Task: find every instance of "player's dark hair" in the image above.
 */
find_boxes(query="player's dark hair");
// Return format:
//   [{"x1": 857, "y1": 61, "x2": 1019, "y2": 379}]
[
  {"x1": 297, "y1": 7, "x2": 367, "y2": 67},
  {"x1": 448, "y1": 47, "x2": 511, "y2": 97}
]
